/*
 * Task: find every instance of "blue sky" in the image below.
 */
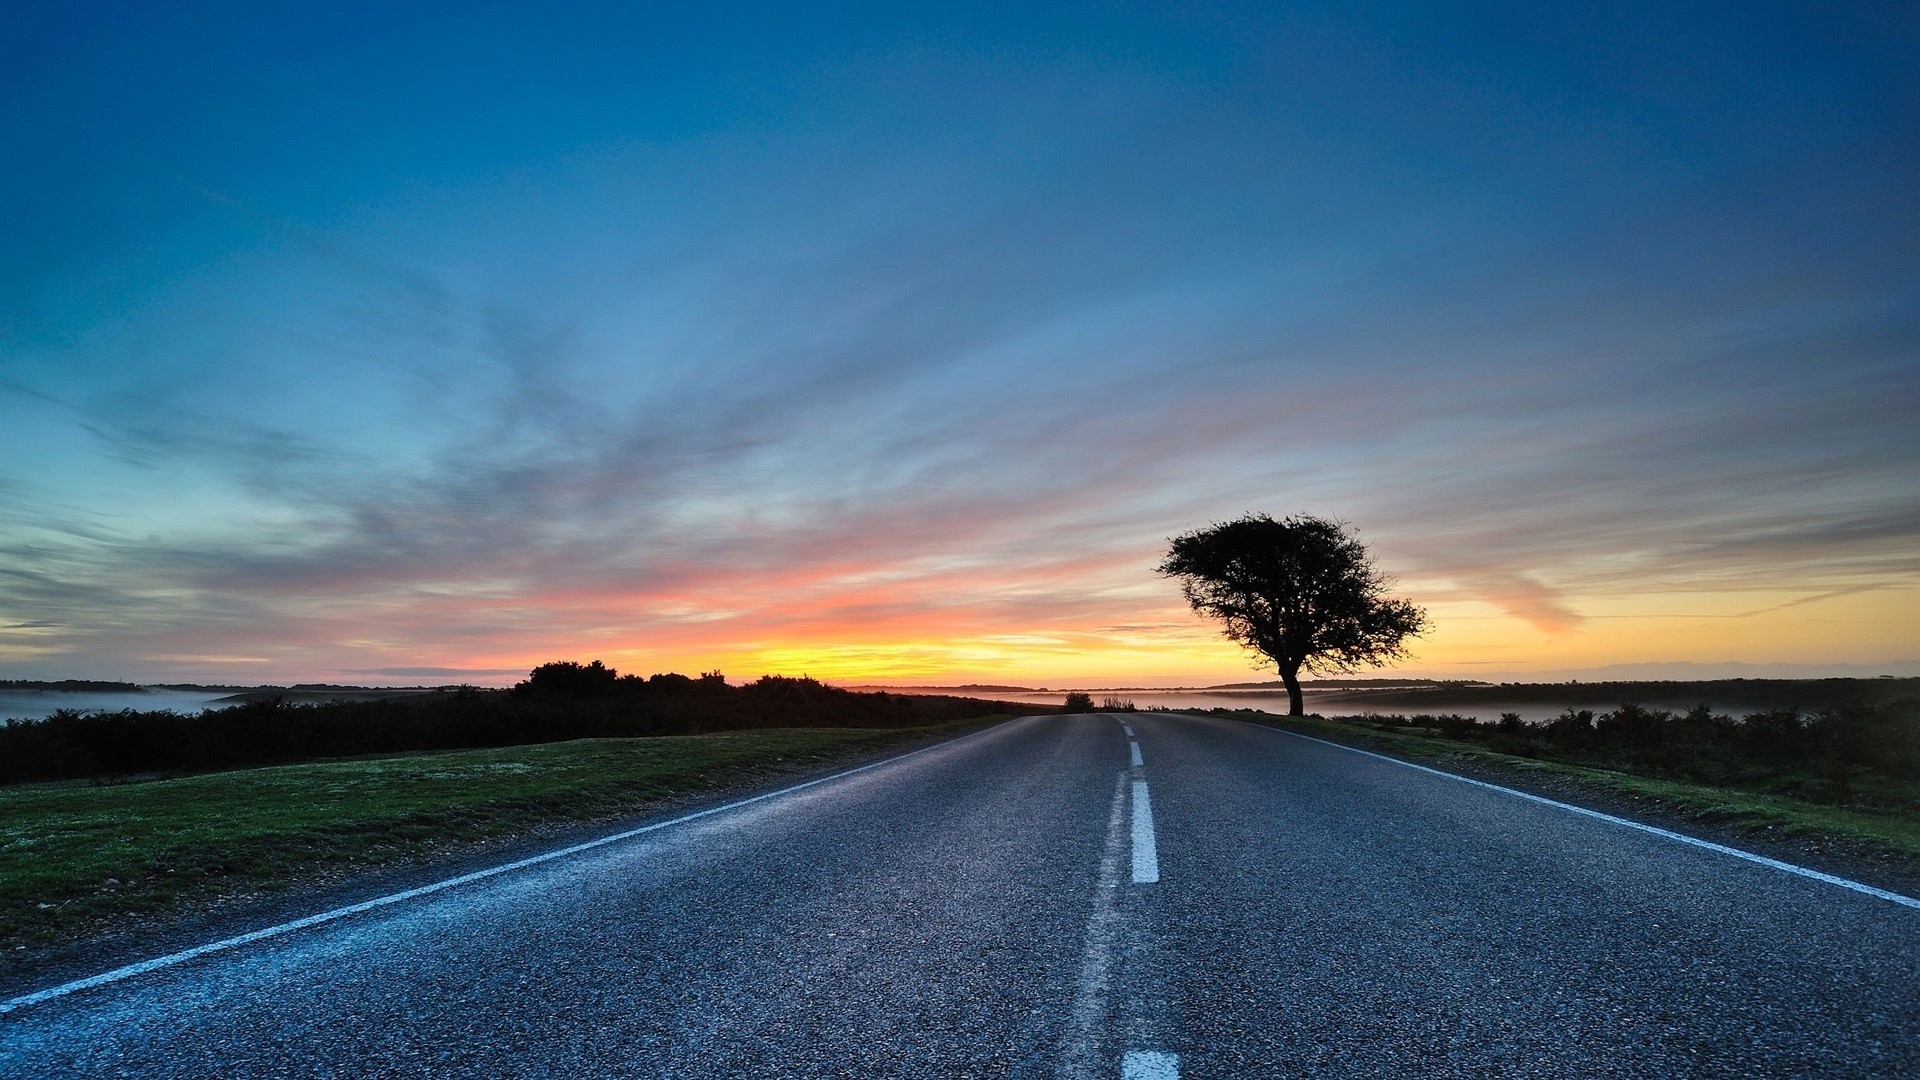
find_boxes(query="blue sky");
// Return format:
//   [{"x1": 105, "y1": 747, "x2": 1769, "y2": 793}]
[{"x1": 3, "y1": 1, "x2": 1916, "y2": 685}]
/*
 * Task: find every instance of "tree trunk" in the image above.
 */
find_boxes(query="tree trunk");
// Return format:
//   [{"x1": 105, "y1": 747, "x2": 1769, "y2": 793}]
[{"x1": 1279, "y1": 664, "x2": 1304, "y2": 716}]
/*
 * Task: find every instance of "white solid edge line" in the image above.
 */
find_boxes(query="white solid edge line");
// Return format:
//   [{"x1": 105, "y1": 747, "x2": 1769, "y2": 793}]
[
  {"x1": 1121, "y1": 1049, "x2": 1181, "y2": 1079},
  {"x1": 1264, "y1": 725, "x2": 1920, "y2": 911},
  {"x1": 2, "y1": 718, "x2": 1021, "y2": 1015},
  {"x1": 1130, "y1": 780, "x2": 1160, "y2": 884}
]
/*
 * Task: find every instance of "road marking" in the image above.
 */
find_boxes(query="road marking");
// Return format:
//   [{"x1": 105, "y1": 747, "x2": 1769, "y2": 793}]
[
  {"x1": 1129, "y1": 741, "x2": 1143, "y2": 768},
  {"x1": 0, "y1": 718, "x2": 1021, "y2": 1016},
  {"x1": 1122, "y1": 1050, "x2": 1181, "y2": 1079},
  {"x1": 1268, "y1": 726, "x2": 1920, "y2": 911},
  {"x1": 1131, "y1": 781, "x2": 1160, "y2": 884},
  {"x1": 1058, "y1": 772, "x2": 1131, "y2": 1080},
  {"x1": 1121, "y1": 722, "x2": 1136, "y2": 737}
]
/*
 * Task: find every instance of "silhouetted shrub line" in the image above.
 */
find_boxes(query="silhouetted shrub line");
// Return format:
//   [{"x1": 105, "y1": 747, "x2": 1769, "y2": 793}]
[
  {"x1": 1315, "y1": 678, "x2": 1920, "y2": 711},
  {"x1": 0, "y1": 662, "x2": 1035, "y2": 785},
  {"x1": 1284, "y1": 700, "x2": 1920, "y2": 808},
  {"x1": 0, "y1": 679, "x2": 149, "y2": 694}
]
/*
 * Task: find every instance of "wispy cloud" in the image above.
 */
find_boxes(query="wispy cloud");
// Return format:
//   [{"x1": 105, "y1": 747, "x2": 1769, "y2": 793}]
[{"x1": 2, "y1": 2, "x2": 1915, "y2": 682}]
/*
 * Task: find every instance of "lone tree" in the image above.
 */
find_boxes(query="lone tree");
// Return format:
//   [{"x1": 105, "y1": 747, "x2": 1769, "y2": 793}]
[{"x1": 1157, "y1": 513, "x2": 1427, "y2": 716}]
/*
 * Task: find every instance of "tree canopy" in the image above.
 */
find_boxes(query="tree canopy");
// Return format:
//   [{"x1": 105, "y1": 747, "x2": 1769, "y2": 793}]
[{"x1": 1157, "y1": 513, "x2": 1427, "y2": 715}]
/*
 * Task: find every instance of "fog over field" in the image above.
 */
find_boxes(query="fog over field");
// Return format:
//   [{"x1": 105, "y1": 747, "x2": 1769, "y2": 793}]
[{"x1": 0, "y1": 689, "x2": 236, "y2": 724}]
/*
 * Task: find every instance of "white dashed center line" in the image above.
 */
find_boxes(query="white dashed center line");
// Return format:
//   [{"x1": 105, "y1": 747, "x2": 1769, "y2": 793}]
[
  {"x1": 1130, "y1": 780, "x2": 1160, "y2": 884},
  {"x1": 1122, "y1": 1050, "x2": 1181, "y2": 1079},
  {"x1": 1129, "y1": 741, "x2": 1143, "y2": 768}
]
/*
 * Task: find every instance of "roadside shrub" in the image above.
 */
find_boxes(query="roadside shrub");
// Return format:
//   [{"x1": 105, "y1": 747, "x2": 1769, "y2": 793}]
[
  {"x1": 1312, "y1": 697, "x2": 1920, "y2": 807},
  {"x1": 1543, "y1": 708, "x2": 1598, "y2": 751},
  {"x1": 1741, "y1": 709, "x2": 1804, "y2": 763}
]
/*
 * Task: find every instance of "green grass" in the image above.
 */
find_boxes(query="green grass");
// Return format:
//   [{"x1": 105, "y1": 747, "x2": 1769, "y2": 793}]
[
  {"x1": 0, "y1": 719, "x2": 1007, "y2": 953},
  {"x1": 1241, "y1": 711, "x2": 1920, "y2": 859}
]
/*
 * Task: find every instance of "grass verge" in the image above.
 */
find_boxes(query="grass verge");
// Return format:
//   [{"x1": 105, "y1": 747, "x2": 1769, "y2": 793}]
[
  {"x1": 1232, "y1": 712, "x2": 1920, "y2": 861},
  {"x1": 1, "y1": 717, "x2": 1008, "y2": 956}
]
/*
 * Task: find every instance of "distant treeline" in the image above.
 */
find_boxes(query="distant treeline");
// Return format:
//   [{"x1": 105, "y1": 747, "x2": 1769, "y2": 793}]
[
  {"x1": 0, "y1": 679, "x2": 149, "y2": 694},
  {"x1": 1339, "y1": 701, "x2": 1920, "y2": 807},
  {"x1": 0, "y1": 661, "x2": 1029, "y2": 785},
  {"x1": 1315, "y1": 678, "x2": 1920, "y2": 711}
]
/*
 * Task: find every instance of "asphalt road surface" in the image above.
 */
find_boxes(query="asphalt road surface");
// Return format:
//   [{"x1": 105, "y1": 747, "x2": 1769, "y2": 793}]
[{"x1": 4, "y1": 713, "x2": 1918, "y2": 1077}]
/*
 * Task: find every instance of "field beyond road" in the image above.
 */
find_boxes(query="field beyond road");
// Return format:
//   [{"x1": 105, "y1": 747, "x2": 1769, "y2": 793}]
[{"x1": 0, "y1": 719, "x2": 1006, "y2": 960}]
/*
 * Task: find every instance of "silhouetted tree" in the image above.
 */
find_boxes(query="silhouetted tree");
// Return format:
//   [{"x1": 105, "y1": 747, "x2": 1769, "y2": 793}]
[
  {"x1": 1061, "y1": 691, "x2": 1096, "y2": 713},
  {"x1": 518, "y1": 660, "x2": 621, "y2": 695},
  {"x1": 1157, "y1": 513, "x2": 1427, "y2": 716}
]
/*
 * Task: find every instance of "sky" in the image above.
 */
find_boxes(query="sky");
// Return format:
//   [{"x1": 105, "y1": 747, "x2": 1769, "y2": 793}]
[{"x1": 2, "y1": 1, "x2": 1916, "y2": 687}]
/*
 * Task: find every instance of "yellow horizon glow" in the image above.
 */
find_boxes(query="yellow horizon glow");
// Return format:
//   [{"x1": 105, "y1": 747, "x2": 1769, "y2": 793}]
[{"x1": 430, "y1": 584, "x2": 1920, "y2": 687}]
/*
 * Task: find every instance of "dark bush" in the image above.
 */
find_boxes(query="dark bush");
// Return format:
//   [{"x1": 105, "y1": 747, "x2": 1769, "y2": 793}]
[
  {"x1": 1741, "y1": 709, "x2": 1804, "y2": 763},
  {"x1": 1324, "y1": 697, "x2": 1920, "y2": 807},
  {"x1": 1543, "y1": 708, "x2": 1598, "y2": 751}
]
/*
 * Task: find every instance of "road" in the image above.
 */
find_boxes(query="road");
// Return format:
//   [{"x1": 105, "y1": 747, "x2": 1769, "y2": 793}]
[{"x1": 4, "y1": 713, "x2": 1918, "y2": 1077}]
